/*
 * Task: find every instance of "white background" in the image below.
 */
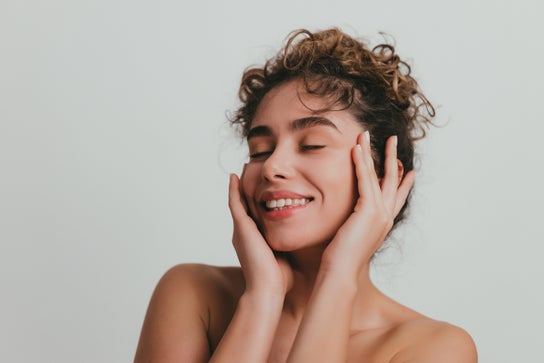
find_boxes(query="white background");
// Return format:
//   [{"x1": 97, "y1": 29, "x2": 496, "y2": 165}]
[{"x1": 1, "y1": 0, "x2": 543, "y2": 362}]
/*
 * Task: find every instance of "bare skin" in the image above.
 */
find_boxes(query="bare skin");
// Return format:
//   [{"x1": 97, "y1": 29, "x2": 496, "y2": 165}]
[{"x1": 134, "y1": 81, "x2": 477, "y2": 363}]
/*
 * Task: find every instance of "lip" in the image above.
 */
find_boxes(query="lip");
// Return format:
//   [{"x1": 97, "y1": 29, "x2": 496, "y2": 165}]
[{"x1": 258, "y1": 190, "x2": 313, "y2": 221}]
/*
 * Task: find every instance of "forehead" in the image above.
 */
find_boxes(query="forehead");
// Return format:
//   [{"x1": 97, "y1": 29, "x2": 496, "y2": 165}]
[{"x1": 251, "y1": 80, "x2": 361, "y2": 133}]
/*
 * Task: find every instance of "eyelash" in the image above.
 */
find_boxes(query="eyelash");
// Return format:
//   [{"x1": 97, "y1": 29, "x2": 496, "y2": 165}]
[
  {"x1": 249, "y1": 145, "x2": 325, "y2": 160},
  {"x1": 249, "y1": 151, "x2": 272, "y2": 159},
  {"x1": 300, "y1": 145, "x2": 325, "y2": 151}
]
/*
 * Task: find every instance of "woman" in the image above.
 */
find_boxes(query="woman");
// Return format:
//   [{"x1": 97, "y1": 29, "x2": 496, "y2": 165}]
[{"x1": 134, "y1": 28, "x2": 477, "y2": 363}]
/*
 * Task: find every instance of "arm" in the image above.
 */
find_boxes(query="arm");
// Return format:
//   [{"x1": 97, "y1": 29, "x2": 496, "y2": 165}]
[
  {"x1": 135, "y1": 175, "x2": 290, "y2": 363},
  {"x1": 209, "y1": 290, "x2": 284, "y2": 363},
  {"x1": 287, "y1": 132, "x2": 413, "y2": 363},
  {"x1": 133, "y1": 264, "x2": 284, "y2": 363},
  {"x1": 286, "y1": 270, "x2": 358, "y2": 363},
  {"x1": 133, "y1": 265, "x2": 284, "y2": 363},
  {"x1": 209, "y1": 174, "x2": 292, "y2": 363},
  {"x1": 133, "y1": 264, "x2": 213, "y2": 363}
]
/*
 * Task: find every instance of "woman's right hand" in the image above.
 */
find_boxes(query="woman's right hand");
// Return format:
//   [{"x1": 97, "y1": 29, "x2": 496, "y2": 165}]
[
  {"x1": 204, "y1": 174, "x2": 292, "y2": 363},
  {"x1": 228, "y1": 173, "x2": 293, "y2": 297}
]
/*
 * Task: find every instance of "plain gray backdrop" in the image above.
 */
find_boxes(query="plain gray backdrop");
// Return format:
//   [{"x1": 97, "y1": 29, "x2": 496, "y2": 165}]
[{"x1": 1, "y1": 0, "x2": 543, "y2": 362}]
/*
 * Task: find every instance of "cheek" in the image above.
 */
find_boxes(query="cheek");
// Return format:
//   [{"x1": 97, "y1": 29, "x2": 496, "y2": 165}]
[{"x1": 322, "y1": 156, "x2": 357, "y2": 207}]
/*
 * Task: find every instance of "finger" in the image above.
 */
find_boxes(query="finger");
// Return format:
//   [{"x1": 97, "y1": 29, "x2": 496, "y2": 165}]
[
  {"x1": 393, "y1": 170, "x2": 415, "y2": 217},
  {"x1": 352, "y1": 132, "x2": 373, "y2": 210},
  {"x1": 229, "y1": 173, "x2": 264, "y2": 250},
  {"x1": 381, "y1": 135, "x2": 399, "y2": 211},
  {"x1": 228, "y1": 173, "x2": 249, "y2": 220},
  {"x1": 238, "y1": 166, "x2": 250, "y2": 212},
  {"x1": 360, "y1": 131, "x2": 382, "y2": 200},
  {"x1": 353, "y1": 131, "x2": 382, "y2": 211}
]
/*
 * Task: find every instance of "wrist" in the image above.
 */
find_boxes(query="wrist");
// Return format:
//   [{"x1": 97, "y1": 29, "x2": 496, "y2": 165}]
[
  {"x1": 315, "y1": 267, "x2": 359, "y2": 294},
  {"x1": 240, "y1": 289, "x2": 285, "y2": 310},
  {"x1": 319, "y1": 257, "x2": 366, "y2": 283}
]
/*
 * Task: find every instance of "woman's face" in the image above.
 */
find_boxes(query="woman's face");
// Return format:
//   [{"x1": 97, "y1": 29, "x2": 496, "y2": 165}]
[{"x1": 240, "y1": 80, "x2": 365, "y2": 252}]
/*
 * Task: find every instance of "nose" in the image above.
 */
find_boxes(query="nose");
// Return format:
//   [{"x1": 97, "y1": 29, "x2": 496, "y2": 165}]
[{"x1": 261, "y1": 144, "x2": 295, "y2": 181}]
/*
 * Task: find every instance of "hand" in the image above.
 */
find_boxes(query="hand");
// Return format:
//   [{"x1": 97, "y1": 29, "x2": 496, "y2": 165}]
[
  {"x1": 320, "y1": 132, "x2": 415, "y2": 277},
  {"x1": 228, "y1": 172, "x2": 293, "y2": 296}
]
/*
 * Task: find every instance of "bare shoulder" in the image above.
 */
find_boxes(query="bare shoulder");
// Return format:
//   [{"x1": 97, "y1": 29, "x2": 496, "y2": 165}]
[
  {"x1": 134, "y1": 264, "x2": 244, "y2": 363},
  {"x1": 390, "y1": 318, "x2": 477, "y2": 363},
  {"x1": 158, "y1": 263, "x2": 244, "y2": 297},
  {"x1": 152, "y1": 263, "x2": 245, "y2": 331},
  {"x1": 146, "y1": 263, "x2": 244, "y2": 318}
]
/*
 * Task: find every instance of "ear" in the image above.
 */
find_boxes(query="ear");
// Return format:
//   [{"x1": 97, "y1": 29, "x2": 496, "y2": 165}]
[
  {"x1": 378, "y1": 160, "x2": 404, "y2": 186},
  {"x1": 396, "y1": 159, "x2": 404, "y2": 186}
]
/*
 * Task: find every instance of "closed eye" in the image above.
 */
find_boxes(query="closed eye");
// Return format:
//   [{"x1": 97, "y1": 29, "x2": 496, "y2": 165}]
[
  {"x1": 249, "y1": 150, "x2": 273, "y2": 160},
  {"x1": 300, "y1": 145, "x2": 325, "y2": 151}
]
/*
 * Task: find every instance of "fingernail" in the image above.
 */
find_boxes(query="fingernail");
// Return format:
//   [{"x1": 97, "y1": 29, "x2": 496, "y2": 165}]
[
  {"x1": 364, "y1": 130, "x2": 370, "y2": 142},
  {"x1": 393, "y1": 135, "x2": 398, "y2": 147}
]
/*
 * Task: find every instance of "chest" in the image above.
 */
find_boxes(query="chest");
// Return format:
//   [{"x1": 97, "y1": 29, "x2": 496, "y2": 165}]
[
  {"x1": 267, "y1": 323, "x2": 397, "y2": 363},
  {"x1": 266, "y1": 315, "x2": 299, "y2": 363}
]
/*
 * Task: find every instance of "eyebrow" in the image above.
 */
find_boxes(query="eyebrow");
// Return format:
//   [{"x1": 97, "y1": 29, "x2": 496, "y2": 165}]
[{"x1": 247, "y1": 116, "x2": 340, "y2": 140}]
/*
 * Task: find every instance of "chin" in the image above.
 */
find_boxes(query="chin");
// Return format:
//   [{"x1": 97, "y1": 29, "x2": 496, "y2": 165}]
[
  {"x1": 263, "y1": 229, "x2": 333, "y2": 253},
  {"x1": 264, "y1": 234, "x2": 297, "y2": 252}
]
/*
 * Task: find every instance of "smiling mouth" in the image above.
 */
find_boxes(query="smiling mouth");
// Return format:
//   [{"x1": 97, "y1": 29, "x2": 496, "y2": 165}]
[{"x1": 262, "y1": 198, "x2": 313, "y2": 211}]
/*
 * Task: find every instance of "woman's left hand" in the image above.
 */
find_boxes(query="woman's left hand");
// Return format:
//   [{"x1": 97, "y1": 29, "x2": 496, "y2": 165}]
[{"x1": 320, "y1": 131, "x2": 415, "y2": 278}]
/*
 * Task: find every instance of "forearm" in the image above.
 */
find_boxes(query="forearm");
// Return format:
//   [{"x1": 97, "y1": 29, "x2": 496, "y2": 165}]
[
  {"x1": 287, "y1": 271, "x2": 358, "y2": 363},
  {"x1": 209, "y1": 291, "x2": 284, "y2": 363}
]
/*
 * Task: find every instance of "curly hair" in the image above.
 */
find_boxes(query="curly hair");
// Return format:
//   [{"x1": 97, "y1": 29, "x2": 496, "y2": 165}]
[{"x1": 230, "y1": 28, "x2": 435, "y2": 226}]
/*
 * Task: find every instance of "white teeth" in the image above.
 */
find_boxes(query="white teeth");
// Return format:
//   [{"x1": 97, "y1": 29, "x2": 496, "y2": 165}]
[{"x1": 265, "y1": 198, "x2": 310, "y2": 209}]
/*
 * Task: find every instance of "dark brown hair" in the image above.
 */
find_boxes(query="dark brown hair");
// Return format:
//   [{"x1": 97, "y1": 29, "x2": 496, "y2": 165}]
[{"x1": 230, "y1": 28, "x2": 435, "y2": 226}]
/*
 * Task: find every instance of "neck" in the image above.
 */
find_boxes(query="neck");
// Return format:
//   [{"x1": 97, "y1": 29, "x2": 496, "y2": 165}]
[
  {"x1": 281, "y1": 246, "x2": 379, "y2": 325},
  {"x1": 282, "y1": 246, "x2": 322, "y2": 317}
]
